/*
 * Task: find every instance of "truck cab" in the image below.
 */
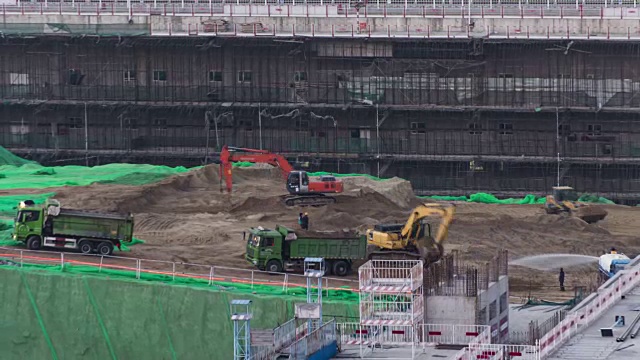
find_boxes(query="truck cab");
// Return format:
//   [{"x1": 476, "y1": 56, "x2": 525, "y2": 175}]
[
  {"x1": 12, "y1": 201, "x2": 46, "y2": 244},
  {"x1": 245, "y1": 226, "x2": 284, "y2": 272}
]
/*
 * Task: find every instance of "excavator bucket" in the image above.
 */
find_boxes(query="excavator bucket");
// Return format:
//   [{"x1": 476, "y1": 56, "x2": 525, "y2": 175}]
[
  {"x1": 573, "y1": 205, "x2": 608, "y2": 224},
  {"x1": 415, "y1": 236, "x2": 444, "y2": 267}
]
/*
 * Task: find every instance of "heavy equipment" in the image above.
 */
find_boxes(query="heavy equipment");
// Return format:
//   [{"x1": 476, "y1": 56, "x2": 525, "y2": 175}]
[
  {"x1": 12, "y1": 199, "x2": 134, "y2": 256},
  {"x1": 544, "y1": 186, "x2": 608, "y2": 223},
  {"x1": 219, "y1": 145, "x2": 344, "y2": 207},
  {"x1": 365, "y1": 203, "x2": 456, "y2": 267},
  {"x1": 244, "y1": 225, "x2": 367, "y2": 276},
  {"x1": 599, "y1": 248, "x2": 631, "y2": 280}
]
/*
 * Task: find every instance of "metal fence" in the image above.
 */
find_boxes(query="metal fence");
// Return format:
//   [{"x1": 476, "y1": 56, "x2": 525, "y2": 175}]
[{"x1": 0, "y1": 246, "x2": 359, "y2": 293}]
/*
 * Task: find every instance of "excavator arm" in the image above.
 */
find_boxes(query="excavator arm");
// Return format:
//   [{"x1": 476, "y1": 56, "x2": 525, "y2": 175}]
[
  {"x1": 219, "y1": 145, "x2": 295, "y2": 193},
  {"x1": 402, "y1": 203, "x2": 456, "y2": 264}
]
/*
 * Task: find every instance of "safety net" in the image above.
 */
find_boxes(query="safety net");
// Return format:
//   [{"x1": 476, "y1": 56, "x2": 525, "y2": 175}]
[
  {"x1": 0, "y1": 265, "x2": 358, "y2": 360},
  {"x1": 421, "y1": 192, "x2": 615, "y2": 205}
]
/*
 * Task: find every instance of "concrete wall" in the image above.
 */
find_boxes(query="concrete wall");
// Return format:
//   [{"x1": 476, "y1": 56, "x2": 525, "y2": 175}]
[
  {"x1": 477, "y1": 275, "x2": 510, "y2": 343},
  {"x1": 425, "y1": 295, "x2": 477, "y2": 325}
]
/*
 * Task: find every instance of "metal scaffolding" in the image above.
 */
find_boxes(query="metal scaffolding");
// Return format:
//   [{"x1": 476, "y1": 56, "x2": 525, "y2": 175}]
[{"x1": 230, "y1": 299, "x2": 253, "y2": 360}]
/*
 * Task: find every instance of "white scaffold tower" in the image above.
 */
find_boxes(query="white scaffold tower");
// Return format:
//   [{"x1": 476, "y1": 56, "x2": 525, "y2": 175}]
[
  {"x1": 230, "y1": 299, "x2": 253, "y2": 360},
  {"x1": 358, "y1": 259, "x2": 424, "y2": 354},
  {"x1": 297, "y1": 257, "x2": 325, "y2": 334}
]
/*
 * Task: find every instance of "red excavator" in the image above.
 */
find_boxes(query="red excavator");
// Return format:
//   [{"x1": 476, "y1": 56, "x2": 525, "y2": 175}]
[{"x1": 219, "y1": 145, "x2": 344, "y2": 207}]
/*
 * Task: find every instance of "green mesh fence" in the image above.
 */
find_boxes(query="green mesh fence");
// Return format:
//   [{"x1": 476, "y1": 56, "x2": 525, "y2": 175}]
[
  {"x1": 0, "y1": 266, "x2": 358, "y2": 360},
  {"x1": 421, "y1": 192, "x2": 615, "y2": 205}
]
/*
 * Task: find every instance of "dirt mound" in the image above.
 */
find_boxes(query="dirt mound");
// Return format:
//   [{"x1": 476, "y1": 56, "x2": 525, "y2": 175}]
[{"x1": 341, "y1": 176, "x2": 419, "y2": 209}]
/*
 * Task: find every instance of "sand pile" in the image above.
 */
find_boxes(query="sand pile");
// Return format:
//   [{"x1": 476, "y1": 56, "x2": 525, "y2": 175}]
[{"x1": 341, "y1": 176, "x2": 419, "y2": 209}]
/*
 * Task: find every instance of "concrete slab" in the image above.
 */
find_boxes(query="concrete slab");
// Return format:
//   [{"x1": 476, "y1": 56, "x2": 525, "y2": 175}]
[
  {"x1": 333, "y1": 345, "x2": 460, "y2": 359},
  {"x1": 548, "y1": 287, "x2": 640, "y2": 360}
]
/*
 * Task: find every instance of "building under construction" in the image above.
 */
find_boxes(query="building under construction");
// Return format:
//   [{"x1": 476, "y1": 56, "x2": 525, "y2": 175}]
[{"x1": 2, "y1": 20, "x2": 640, "y2": 201}]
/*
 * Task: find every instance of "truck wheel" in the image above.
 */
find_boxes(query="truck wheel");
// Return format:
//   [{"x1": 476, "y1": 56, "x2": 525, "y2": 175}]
[
  {"x1": 266, "y1": 260, "x2": 283, "y2": 273},
  {"x1": 79, "y1": 240, "x2": 93, "y2": 254},
  {"x1": 26, "y1": 236, "x2": 42, "y2": 250},
  {"x1": 333, "y1": 261, "x2": 349, "y2": 277},
  {"x1": 96, "y1": 242, "x2": 114, "y2": 256}
]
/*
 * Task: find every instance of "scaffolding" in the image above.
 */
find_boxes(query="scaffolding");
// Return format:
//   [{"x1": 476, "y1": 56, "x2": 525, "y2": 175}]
[
  {"x1": 3, "y1": 36, "x2": 640, "y2": 200},
  {"x1": 230, "y1": 299, "x2": 253, "y2": 360},
  {"x1": 358, "y1": 259, "x2": 424, "y2": 325}
]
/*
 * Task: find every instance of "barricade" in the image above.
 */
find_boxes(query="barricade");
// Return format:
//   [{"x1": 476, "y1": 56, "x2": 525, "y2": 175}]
[
  {"x1": 421, "y1": 324, "x2": 490, "y2": 345},
  {"x1": 538, "y1": 255, "x2": 640, "y2": 358},
  {"x1": 466, "y1": 343, "x2": 540, "y2": 360}
]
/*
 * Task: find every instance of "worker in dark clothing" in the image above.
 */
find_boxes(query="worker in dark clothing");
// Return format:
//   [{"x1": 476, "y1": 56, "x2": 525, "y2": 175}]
[
  {"x1": 559, "y1": 268, "x2": 565, "y2": 291},
  {"x1": 301, "y1": 212, "x2": 309, "y2": 230}
]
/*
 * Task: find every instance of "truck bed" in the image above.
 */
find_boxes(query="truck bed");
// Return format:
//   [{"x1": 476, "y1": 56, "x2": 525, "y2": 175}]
[
  {"x1": 58, "y1": 208, "x2": 131, "y2": 221},
  {"x1": 286, "y1": 236, "x2": 367, "y2": 260},
  {"x1": 289, "y1": 229, "x2": 358, "y2": 239}
]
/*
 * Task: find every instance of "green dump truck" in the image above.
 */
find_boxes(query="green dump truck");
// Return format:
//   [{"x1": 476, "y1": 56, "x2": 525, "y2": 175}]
[
  {"x1": 245, "y1": 225, "x2": 367, "y2": 276},
  {"x1": 12, "y1": 199, "x2": 134, "y2": 256}
]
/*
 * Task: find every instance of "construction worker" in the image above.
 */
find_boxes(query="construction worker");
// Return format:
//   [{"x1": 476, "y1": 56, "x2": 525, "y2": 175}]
[
  {"x1": 298, "y1": 213, "x2": 303, "y2": 229},
  {"x1": 301, "y1": 212, "x2": 309, "y2": 231},
  {"x1": 559, "y1": 268, "x2": 565, "y2": 292},
  {"x1": 611, "y1": 247, "x2": 617, "y2": 254}
]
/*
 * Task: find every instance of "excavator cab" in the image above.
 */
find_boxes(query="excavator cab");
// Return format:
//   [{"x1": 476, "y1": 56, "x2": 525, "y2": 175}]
[
  {"x1": 286, "y1": 171, "x2": 309, "y2": 194},
  {"x1": 552, "y1": 186, "x2": 579, "y2": 202}
]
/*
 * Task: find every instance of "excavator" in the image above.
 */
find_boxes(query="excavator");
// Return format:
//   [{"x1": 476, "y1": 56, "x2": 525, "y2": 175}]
[
  {"x1": 219, "y1": 145, "x2": 344, "y2": 207},
  {"x1": 365, "y1": 203, "x2": 456, "y2": 267},
  {"x1": 544, "y1": 186, "x2": 608, "y2": 224}
]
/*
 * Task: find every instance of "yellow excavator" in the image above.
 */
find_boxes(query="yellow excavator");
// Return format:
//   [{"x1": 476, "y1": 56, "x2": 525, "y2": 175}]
[
  {"x1": 544, "y1": 186, "x2": 608, "y2": 224},
  {"x1": 365, "y1": 203, "x2": 456, "y2": 267}
]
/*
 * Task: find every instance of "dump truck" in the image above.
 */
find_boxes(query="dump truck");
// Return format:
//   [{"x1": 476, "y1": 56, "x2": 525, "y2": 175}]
[
  {"x1": 245, "y1": 225, "x2": 367, "y2": 276},
  {"x1": 12, "y1": 199, "x2": 134, "y2": 256}
]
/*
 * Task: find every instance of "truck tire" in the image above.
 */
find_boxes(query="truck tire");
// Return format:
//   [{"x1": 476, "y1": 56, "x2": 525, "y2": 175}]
[
  {"x1": 266, "y1": 260, "x2": 283, "y2": 273},
  {"x1": 26, "y1": 236, "x2": 42, "y2": 250},
  {"x1": 79, "y1": 240, "x2": 93, "y2": 254},
  {"x1": 96, "y1": 242, "x2": 114, "y2": 256},
  {"x1": 333, "y1": 260, "x2": 349, "y2": 277}
]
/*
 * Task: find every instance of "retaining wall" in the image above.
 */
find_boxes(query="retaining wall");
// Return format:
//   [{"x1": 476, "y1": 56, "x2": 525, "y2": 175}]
[{"x1": 0, "y1": 266, "x2": 357, "y2": 360}]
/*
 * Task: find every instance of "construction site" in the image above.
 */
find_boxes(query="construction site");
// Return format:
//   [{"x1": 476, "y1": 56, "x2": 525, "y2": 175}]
[{"x1": 2, "y1": 1, "x2": 640, "y2": 360}]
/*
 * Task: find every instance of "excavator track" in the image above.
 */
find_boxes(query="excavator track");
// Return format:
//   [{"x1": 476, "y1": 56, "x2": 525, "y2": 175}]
[{"x1": 282, "y1": 194, "x2": 337, "y2": 207}]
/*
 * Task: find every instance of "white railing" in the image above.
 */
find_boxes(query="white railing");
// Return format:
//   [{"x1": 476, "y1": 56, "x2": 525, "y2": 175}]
[
  {"x1": 422, "y1": 323, "x2": 490, "y2": 346},
  {"x1": 463, "y1": 343, "x2": 541, "y2": 360},
  {"x1": 0, "y1": 246, "x2": 358, "y2": 294},
  {"x1": 538, "y1": 255, "x2": 640, "y2": 358},
  {"x1": 4, "y1": 3, "x2": 640, "y2": 19},
  {"x1": 358, "y1": 259, "x2": 423, "y2": 290}
]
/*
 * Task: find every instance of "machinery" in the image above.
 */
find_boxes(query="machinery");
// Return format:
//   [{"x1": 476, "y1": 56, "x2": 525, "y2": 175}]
[
  {"x1": 599, "y1": 248, "x2": 631, "y2": 280},
  {"x1": 244, "y1": 225, "x2": 366, "y2": 276},
  {"x1": 544, "y1": 186, "x2": 608, "y2": 223},
  {"x1": 219, "y1": 145, "x2": 343, "y2": 207},
  {"x1": 12, "y1": 199, "x2": 134, "y2": 256},
  {"x1": 365, "y1": 203, "x2": 456, "y2": 267}
]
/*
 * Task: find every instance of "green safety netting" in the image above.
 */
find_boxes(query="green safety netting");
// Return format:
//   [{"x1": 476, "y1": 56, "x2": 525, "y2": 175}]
[
  {"x1": 421, "y1": 192, "x2": 615, "y2": 205},
  {"x1": 0, "y1": 266, "x2": 358, "y2": 360}
]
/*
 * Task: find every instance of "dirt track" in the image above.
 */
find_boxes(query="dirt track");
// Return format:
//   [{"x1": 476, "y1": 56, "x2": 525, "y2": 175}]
[{"x1": 3, "y1": 165, "x2": 640, "y2": 302}]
